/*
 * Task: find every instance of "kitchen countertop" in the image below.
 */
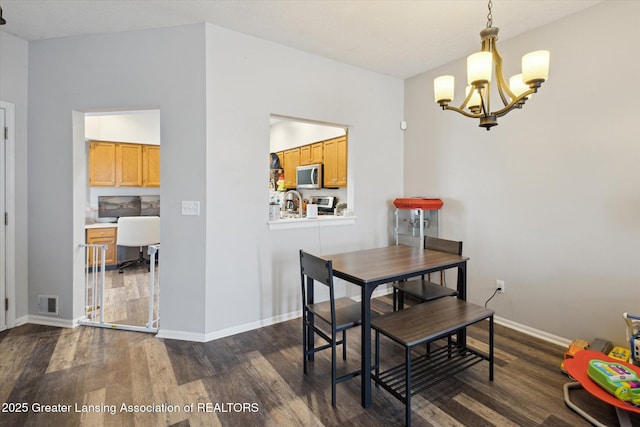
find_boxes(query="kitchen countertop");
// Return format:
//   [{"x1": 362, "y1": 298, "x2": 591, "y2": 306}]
[
  {"x1": 268, "y1": 214, "x2": 356, "y2": 230},
  {"x1": 86, "y1": 222, "x2": 118, "y2": 229}
]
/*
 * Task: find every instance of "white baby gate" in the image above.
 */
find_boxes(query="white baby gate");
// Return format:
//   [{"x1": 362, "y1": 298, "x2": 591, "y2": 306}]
[{"x1": 79, "y1": 243, "x2": 160, "y2": 333}]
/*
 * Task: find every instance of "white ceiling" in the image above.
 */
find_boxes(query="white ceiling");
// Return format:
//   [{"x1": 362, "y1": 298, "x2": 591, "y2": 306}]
[{"x1": 0, "y1": 0, "x2": 602, "y2": 79}]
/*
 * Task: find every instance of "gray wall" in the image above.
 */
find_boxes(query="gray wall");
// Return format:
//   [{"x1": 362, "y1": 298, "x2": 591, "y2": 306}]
[
  {"x1": 21, "y1": 22, "x2": 404, "y2": 338},
  {"x1": 201, "y1": 24, "x2": 403, "y2": 338},
  {"x1": 27, "y1": 25, "x2": 208, "y2": 329},
  {"x1": 404, "y1": 1, "x2": 640, "y2": 346}
]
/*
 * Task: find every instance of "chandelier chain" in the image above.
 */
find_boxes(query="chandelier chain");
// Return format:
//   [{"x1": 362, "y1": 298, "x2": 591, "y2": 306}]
[{"x1": 486, "y1": 0, "x2": 493, "y2": 28}]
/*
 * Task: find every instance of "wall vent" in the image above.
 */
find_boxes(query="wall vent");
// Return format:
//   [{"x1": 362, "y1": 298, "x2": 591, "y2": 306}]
[{"x1": 38, "y1": 295, "x2": 59, "y2": 315}]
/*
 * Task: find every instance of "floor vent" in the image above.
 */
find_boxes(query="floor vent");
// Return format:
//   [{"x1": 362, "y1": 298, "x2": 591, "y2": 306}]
[{"x1": 38, "y1": 295, "x2": 58, "y2": 315}]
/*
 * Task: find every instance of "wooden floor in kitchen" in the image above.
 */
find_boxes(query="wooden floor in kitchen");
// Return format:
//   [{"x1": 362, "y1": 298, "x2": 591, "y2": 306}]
[
  {"x1": 98, "y1": 264, "x2": 160, "y2": 328},
  {"x1": 0, "y1": 293, "x2": 636, "y2": 427}
]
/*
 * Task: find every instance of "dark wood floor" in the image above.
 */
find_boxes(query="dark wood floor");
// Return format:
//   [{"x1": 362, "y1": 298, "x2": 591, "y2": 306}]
[{"x1": 0, "y1": 294, "x2": 637, "y2": 426}]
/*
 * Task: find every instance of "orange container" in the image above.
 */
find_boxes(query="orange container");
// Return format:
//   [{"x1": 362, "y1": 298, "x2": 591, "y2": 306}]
[{"x1": 393, "y1": 198, "x2": 443, "y2": 210}]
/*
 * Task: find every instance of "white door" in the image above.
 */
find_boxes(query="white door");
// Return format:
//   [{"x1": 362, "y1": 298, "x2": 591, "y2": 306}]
[{"x1": 0, "y1": 106, "x2": 6, "y2": 332}]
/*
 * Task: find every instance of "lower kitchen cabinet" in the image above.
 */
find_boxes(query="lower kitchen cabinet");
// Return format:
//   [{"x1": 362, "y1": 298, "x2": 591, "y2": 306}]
[{"x1": 86, "y1": 227, "x2": 118, "y2": 267}]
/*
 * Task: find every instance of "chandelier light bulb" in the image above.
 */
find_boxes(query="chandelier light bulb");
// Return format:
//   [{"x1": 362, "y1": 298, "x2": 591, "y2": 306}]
[
  {"x1": 465, "y1": 85, "x2": 482, "y2": 110},
  {"x1": 434, "y1": 75, "x2": 455, "y2": 104},
  {"x1": 522, "y1": 50, "x2": 550, "y2": 86},
  {"x1": 509, "y1": 74, "x2": 529, "y2": 98},
  {"x1": 467, "y1": 52, "x2": 493, "y2": 85}
]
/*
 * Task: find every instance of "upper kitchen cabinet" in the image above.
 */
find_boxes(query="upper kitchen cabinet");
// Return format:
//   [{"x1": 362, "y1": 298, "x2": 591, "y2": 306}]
[
  {"x1": 283, "y1": 148, "x2": 300, "y2": 189},
  {"x1": 323, "y1": 136, "x2": 347, "y2": 187},
  {"x1": 143, "y1": 145, "x2": 161, "y2": 187},
  {"x1": 89, "y1": 141, "x2": 117, "y2": 186},
  {"x1": 89, "y1": 140, "x2": 159, "y2": 187},
  {"x1": 117, "y1": 143, "x2": 143, "y2": 186},
  {"x1": 300, "y1": 142, "x2": 323, "y2": 165}
]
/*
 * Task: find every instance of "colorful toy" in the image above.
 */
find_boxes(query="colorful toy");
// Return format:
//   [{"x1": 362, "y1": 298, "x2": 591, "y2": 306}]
[
  {"x1": 624, "y1": 312, "x2": 640, "y2": 366},
  {"x1": 609, "y1": 346, "x2": 632, "y2": 363},
  {"x1": 561, "y1": 338, "x2": 589, "y2": 374},
  {"x1": 587, "y1": 359, "x2": 640, "y2": 404}
]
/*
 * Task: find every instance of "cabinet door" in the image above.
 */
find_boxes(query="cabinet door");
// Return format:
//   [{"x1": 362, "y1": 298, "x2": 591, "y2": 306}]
[
  {"x1": 283, "y1": 148, "x2": 300, "y2": 189},
  {"x1": 143, "y1": 145, "x2": 161, "y2": 187},
  {"x1": 86, "y1": 227, "x2": 118, "y2": 266},
  {"x1": 311, "y1": 142, "x2": 323, "y2": 164},
  {"x1": 299, "y1": 143, "x2": 323, "y2": 165},
  {"x1": 323, "y1": 136, "x2": 347, "y2": 187},
  {"x1": 117, "y1": 143, "x2": 143, "y2": 186},
  {"x1": 89, "y1": 141, "x2": 117, "y2": 186},
  {"x1": 323, "y1": 140, "x2": 336, "y2": 187},
  {"x1": 335, "y1": 137, "x2": 348, "y2": 187},
  {"x1": 299, "y1": 145, "x2": 312, "y2": 165}
]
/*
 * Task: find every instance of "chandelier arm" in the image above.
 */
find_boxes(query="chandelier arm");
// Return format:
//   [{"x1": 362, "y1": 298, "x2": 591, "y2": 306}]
[
  {"x1": 443, "y1": 105, "x2": 483, "y2": 119},
  {"x1": 492, "y1": 47, "x2": 518, "y2": 107},
  {"x1": 459, "y1": 86, "x2": 475, "y2": 110},
  {"x1": 492, "y1": 88, "x2": 536, "y2": 117},
  {"x1": 479, "y1": 85, "x2": 490, "y2": 117}
]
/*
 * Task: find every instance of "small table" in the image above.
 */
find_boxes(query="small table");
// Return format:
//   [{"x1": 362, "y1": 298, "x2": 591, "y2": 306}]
[
  {"x1": 321, "y1": 245, "x2": 469, "y2": 408},
  {"x1": 564, "y1": 349, "x2": 640, "y2": 427}
]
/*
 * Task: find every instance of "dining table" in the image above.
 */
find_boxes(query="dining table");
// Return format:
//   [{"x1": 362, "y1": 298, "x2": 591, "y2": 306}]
[{"x1": 320, "y1": 244, "x2": 469, "y2": 408}]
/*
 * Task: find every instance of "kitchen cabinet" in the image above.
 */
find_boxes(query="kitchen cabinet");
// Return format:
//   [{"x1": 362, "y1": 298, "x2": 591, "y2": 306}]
[
  {"x1": 323, "y1": 136, "x2": 347, "y2": 187},
  {"x1": 117, "y1": 143, "x2": 143, "y2": 186},
  {"x1": 300, "y1": 142, "x2": 323, "y2": 165},
  {"x1": 88, "y1": 141, "x2": 117, "y2": 186},
  {"x1": 283, "y1": 148, "x2": 300, "y2": 189},
  {"x1": 86, "y1": 227, "x2": 118, "y2": 267},
  {"x1": 143, "y1": 145, "x2": 161, "y2": 187},
  {"x1": 89, "y1": 140, "x2": 159, "y2": 187}
]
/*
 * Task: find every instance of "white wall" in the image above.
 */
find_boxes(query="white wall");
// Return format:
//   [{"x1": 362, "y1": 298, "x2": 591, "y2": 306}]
[
  {"x1": 0, "y1": 30, "x2": 29, "y2": 321},
  {"x1": 404, "y1": 1, "x2": 640, "y2": 346},
  {"x1": 270, "y1": 119, "x2": 346, "y2": 152},
  {"x1": 203, "y1": 24, "x2": 403, "y2": 338},
  {"x1": 27, "y1": 25, "x2": 207, "y2": 330},
  {"x1": 85, "y1": 110, "x2": 160, "y2": 145}
]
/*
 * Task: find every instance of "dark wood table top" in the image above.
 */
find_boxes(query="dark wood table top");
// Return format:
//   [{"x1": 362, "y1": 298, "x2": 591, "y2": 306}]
[{"x1": 323, "y1": 245, "x2": 469, "y2": 287}]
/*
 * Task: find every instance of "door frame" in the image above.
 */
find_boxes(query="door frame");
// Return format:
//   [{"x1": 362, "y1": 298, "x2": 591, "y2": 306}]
[{"x1": 0, "y1": 101, "x2": 16, "y2": 332}]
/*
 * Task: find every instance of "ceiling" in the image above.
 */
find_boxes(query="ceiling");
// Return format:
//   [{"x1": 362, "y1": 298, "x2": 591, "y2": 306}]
[{"x1": 0, "y1": 0, "x2": 602, "y2": 79}]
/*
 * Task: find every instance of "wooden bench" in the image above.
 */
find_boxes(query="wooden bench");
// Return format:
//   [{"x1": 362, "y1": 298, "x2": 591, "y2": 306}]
[{"x1": 371, "y1": 297, "x2": 494, "y2": 426}]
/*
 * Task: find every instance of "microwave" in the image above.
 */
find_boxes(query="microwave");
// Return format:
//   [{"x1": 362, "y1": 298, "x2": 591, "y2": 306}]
[{"x1": 296, "y1": 164, "x2": 323, "y2": 189}]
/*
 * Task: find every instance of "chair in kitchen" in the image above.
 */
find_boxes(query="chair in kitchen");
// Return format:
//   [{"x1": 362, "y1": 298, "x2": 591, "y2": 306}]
[
  {"x1": 116, "y1": 216, "x2": 160, "y2": 273},
  {"x1": 299, "y1": 249, "x2": 363, "y2": 406},
  {"x1": 392, "y1": 236, "x2": 462, "y2": 311}
]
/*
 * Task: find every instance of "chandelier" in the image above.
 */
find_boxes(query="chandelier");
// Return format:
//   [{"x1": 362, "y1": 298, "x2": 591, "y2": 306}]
[{"x1": 433, "y1": 0, "x2": 549, "y2": 130}]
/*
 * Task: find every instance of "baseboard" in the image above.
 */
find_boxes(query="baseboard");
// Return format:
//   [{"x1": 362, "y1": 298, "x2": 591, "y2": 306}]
[
  {"x1": 495, "y1": 315, "x2": 571, "y2": 348},
  {"x1": 157, "y1": 310, "x2": 303, "y2": 343},
  {"x1": 14, "y1": 315, "x2": 29, "y2": 327},
  {"x1": 26, "y1": 314, "x2": 77, "y2": 329}
]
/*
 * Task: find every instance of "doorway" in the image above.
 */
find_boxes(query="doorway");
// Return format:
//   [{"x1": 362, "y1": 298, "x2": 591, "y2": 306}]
[{"x1": 77, "y1": 109, "x2": 161, "y2": 333}]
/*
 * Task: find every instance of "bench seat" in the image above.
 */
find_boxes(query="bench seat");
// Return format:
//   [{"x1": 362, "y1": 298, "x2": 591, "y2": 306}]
[{"x1": 371, "y1": 297, "x2": 494, "y2": 426}]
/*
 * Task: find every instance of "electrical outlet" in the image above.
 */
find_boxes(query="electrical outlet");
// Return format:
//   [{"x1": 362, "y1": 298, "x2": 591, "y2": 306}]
[{"x1": 496, "y1": 280, "x2": 505, "y2": 294}]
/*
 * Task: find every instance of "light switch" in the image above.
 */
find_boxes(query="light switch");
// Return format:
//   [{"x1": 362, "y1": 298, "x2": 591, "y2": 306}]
[{"x1": 181, "y1": 201, "x2": 200, "y2": 216}]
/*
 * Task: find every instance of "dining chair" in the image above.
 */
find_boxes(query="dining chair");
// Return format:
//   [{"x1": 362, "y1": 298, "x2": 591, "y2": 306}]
[
  {"x1": 299, "y1": 249, "x2": 363, "y2": 406},
  {"x1": 116, "y1": 216, "x2": 160, "y2": 273},
  {"x1": 392, "y1": 236, "x2": 462, "y2": 311}
]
